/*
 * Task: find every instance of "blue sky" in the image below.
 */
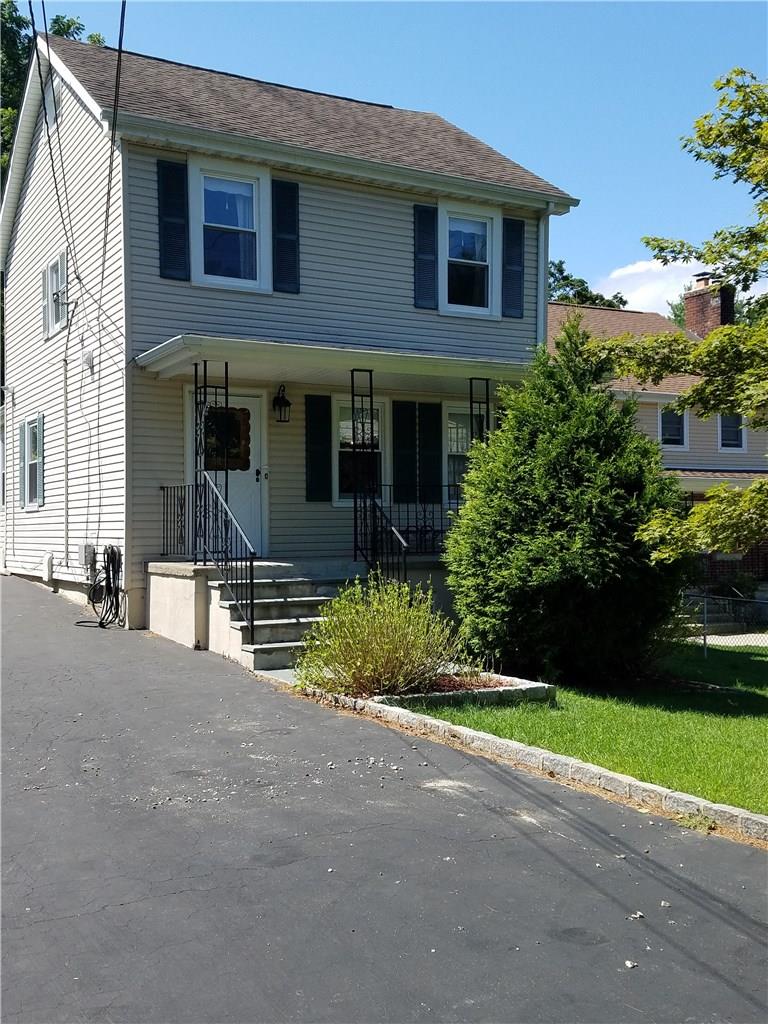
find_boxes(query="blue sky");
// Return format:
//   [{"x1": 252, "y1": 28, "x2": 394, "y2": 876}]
[{"x1": 38, "y1": 1, "x2": 767, "y2": 311}]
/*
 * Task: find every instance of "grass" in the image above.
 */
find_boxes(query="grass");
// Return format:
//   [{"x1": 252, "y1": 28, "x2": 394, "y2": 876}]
[
  {"x1": 411, "y1": 646, "x2": 768, "y2": 814},
  {"x1": 657, "y1": 643, "x2": 768, "y2": 692}
]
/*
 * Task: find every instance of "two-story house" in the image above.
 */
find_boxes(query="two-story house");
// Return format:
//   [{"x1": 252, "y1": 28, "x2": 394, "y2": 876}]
[
  {"x1": 547, "y1": 283, "x2": 768, "y2": 582},
  {"x1": 0, "y1": 35, "x2": 577, "y2": 666}
]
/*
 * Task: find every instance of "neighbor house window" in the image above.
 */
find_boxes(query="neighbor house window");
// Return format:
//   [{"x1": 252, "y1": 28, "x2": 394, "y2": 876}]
[
  {"x1": 660, "y1": 407, "x2": 687, "y2": 448},
  {"x1": 335, "y1": 402, "x2": 383, "y2": 501},
  {"x1": 43, "y1": 73, "x2": 62, "y2": 130},
  {"x1": 718, "y1": 414, "x2": 746, "y2": 451},
  {"x1": 438, "y1": 203, "x2": 502, "y2": 317},
  {"x1": 189, "y1": 157, "x2": 272, "y2": 291},
  {"x1": 20, "y1": 414, "x2": 44, "y2": 509},
  {"x1": 42, "y1": 251, "x2": 68, "y2": 336}
]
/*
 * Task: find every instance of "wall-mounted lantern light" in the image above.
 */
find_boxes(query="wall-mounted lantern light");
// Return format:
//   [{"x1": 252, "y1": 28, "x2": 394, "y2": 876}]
[{"x1": 272, "y1": 384, "x2": 292, "y2": 424}]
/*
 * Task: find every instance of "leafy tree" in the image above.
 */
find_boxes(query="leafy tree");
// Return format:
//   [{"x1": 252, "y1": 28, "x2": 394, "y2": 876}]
[
  {"x1": 548, "y1": 259, "x2": 628, "y2": 309},
  {"x1": 643, "y1": 68, "x2": 767, "y2": 293},
  {"x1": 592, "y1": 68, "x2": 768, "y2": 562},
  {"x1": 1, "y1": 1, "x2": 105, "y2": 181},
  {"x1": 445, "y1": 317, "x2": 688, "y2": 685}
]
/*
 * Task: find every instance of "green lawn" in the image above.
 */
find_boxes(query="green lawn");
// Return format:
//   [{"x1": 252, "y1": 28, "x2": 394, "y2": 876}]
[
  {"x1": 413, "y1": 648, "x2": 768, "y2": 814},
  {"x1": 658, "y1": 643, "x2": 768, "y2": 692}
]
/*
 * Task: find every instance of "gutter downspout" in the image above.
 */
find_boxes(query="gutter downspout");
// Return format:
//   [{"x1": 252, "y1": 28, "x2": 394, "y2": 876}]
[{"x1": 536, "y1": 201, "x2": 554, "y2": 347}]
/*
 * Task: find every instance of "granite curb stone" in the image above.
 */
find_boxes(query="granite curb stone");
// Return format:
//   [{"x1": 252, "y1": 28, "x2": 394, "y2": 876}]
[{"x1": 293, "y1": 682, "x2": 768, "y2": 842}]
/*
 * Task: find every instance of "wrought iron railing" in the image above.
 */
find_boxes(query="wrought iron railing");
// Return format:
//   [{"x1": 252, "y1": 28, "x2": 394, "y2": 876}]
[
  {"x1": 161, "y1": 475, "x2": 257, "y2": 643},
  {"x1": 379, "y1": 484, "x2": 464, "y2": 555},
  {"x1": 161, "y1": 483, "x2": 194, "y2": 558},
  {"x1": 354, "y1": 491, "x2": 409, "y2": 582}
]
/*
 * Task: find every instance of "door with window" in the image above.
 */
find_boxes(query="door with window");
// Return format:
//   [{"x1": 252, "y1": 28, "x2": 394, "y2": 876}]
[{"x1": 194, "y1": 394, "x2": 264, "y2": 552}]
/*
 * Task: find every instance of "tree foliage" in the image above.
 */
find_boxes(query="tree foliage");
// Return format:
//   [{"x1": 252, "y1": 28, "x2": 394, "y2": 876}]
[
  {"x1": 643, "y1": 68, "x2": 768, "y2": 293},
  {"x1": 1, "y1": 1, "x2": 105, "y2": 181},
  {"x1": 548, "y1": 259, "x2": 628, "y2": 309},
  {"x1": 591, "y1": 68, "x2": 768, "y2": 563},
  {"x1": 445, "y1": 317, "x2": 688, "y2": 684}
]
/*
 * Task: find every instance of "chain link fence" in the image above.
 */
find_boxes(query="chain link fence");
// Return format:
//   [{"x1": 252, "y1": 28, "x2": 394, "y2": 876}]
[{"x1": 681, "y1": 592, "x2": 768, "y2": 656}]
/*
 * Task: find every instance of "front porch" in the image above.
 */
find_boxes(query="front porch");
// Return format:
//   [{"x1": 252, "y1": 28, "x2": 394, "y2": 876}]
[{"x1": 132, "y1": 333, "x2": 524, "y2": 661}]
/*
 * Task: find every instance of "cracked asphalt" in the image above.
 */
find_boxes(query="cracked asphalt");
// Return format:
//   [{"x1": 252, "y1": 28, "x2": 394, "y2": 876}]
[{"x1": 2, "y1": 575, "x2": 767, "y2": 1024}]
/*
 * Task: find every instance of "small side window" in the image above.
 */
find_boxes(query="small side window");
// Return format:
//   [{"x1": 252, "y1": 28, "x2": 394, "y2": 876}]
[
  {"x1": 42, "y1": 251, "x2": 68, "y2": 336},
  {"x1": 19, "y1": 414, "x2": 44, "y2": 509},
  {"x1": 719, "y1": 414, "x2": 745, "y2": 451}
]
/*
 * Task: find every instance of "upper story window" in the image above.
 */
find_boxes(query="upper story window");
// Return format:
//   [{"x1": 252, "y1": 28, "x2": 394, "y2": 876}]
[
  {"x1": 659, "y1": 407, "x2": 687, "y2": 449},
  {"x1": 42, "y1": 251, "x2": 68, "y2": 336},
  {"x1": 718, "y1": 414, "x2": 746, "y2": 451},
  {"x1": 203, "y1": 177, "x2": 257, "y2": 281},
  {"x1": 188, "y1": 156, "x2": 272, "y2": 292},
  {"x1": 437, "y1": 202, "x2": 502, "y2": 318},
  {"x1": 43, "y1": 73, "x2": 63, "y2": 130}
]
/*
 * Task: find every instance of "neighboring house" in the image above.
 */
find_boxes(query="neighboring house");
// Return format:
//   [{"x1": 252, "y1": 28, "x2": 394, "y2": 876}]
[
  {"x1": 0, "y1": 35, "x2": 576, "y2": 664},
  {"x1": 547, "y1": 282, "x2": 768, "y2": 582}
]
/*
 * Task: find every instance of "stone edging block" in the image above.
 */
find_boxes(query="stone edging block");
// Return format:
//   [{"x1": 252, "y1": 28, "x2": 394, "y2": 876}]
[{"x1": 296, "y1": 683, "x2": 768, "y2": 843}]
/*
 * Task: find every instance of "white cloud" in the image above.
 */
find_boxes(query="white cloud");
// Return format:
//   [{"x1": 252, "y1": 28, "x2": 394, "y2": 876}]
[
  {"x1": 594, "y1": 259, "x2": 768, "y2": 316},
  {"x1": 594, "y1": 260, "x2": 707, "y2": 315}
]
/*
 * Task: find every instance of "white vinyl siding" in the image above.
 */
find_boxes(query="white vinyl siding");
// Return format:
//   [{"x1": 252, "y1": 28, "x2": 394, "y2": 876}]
[
  {"x1": 124, "y1": 145, "x2": 540, "y2": 364},
  {"x1": 1, "y1": 74, "x2": 125, "y2": 585}
]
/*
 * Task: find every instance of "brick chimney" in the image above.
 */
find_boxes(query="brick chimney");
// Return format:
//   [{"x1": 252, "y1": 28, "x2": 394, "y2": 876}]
[{"x1": 683, "y1": 272, "x2": 735, "y2": 336}]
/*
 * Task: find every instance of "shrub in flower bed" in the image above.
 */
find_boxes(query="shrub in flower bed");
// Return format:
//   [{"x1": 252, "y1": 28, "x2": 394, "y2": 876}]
[{"x1": 295, "y1": 573, "x2": 479, "y2": 698}]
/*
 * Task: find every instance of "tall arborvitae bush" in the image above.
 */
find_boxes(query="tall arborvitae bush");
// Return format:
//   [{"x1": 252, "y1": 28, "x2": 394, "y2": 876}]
[{"x1": 445, "y1": 317, "x2": 690, "y2": 684}]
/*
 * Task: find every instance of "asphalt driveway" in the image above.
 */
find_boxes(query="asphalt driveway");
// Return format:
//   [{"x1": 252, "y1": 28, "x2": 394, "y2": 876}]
[{"x1": 3, "y1": 575, "x2": 767, "y2": 1024}]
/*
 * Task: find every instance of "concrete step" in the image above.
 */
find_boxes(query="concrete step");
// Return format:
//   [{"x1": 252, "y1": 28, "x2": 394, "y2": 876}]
[
  {"x1": 232, "y1": 616, "x2": 323, "y2": 644},
  {"x1": 220, "y1": 595, "x2": 333, "y2": 621},
  {"x1": 213, "y1": 577, "x2": 346, "y2": 600},
  {"x1": 241, "y1": 640, "x2": 304, "y2": 670}
]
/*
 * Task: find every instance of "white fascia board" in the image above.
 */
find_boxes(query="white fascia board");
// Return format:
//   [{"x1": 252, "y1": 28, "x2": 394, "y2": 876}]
[
  {"x1": 135, "y1": 332, "x2": 529, "y2": 382},
  {"x1": 613, "y1": 388, "x2": 683, "y2": 402},
  {"x1": 112, "y1": 112, "x2": 579, "y2": 213},
  {"x1": 36, "y1": 37, "x2": 105, "y2": 125},
  {"x1": 0, "y1": 40, "x2": 106, "y2": 271}
]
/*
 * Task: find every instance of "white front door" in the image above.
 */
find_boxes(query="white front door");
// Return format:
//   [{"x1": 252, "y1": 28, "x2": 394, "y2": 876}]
[{"x1": 194, "y1": 393, "x2": 265, "y2": 553}]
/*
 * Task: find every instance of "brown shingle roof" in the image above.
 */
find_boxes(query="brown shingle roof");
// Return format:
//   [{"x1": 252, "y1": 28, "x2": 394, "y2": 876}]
[
  {"x1": 547, "y1": 302, "x2": 699, "y2": 396},
  {"x1": 47, "y1": 35, "x2": 575, "y2": 202}
]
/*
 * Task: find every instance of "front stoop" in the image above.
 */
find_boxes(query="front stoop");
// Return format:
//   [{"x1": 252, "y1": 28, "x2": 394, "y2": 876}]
[{"x1": 208, "y1": 565, "x2": 363, "y2": 670}]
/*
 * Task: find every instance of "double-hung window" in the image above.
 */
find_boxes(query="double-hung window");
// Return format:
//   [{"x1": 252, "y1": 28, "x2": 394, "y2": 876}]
[
  {"x1": 445, "y1": 408, "x2": 484, "y2": 497},
  {"x1": 659, "y1": 407, "x2": 687, "y2": 449},
  {"x1": 189, "y1": 157, "x2": 272, "y2": 291},
  {"x1": 335, "y1": 401, "x2": 383, "y2": 502},
  {"x1": 20, "y1": 414, "x2": 44, "y2": 509},
  {"x1": 438, "y1": 202, "x2": 502, "y2": 317},
  {"x1": 42, "y1": 252, "x2": 68, "y2": 336},
  {"x1": 718, "y1": 414, "x2": 746, "y2": 451}
]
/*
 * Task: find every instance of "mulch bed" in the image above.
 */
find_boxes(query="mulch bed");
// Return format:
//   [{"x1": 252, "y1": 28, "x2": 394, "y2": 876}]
[{"x1": 416, "y1": 673, "x2": 511, "y2": 693}]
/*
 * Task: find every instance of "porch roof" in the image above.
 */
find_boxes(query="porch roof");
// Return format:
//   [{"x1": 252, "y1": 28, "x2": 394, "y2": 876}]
[{"x1": 134, "y1": 333, "x2": 529, "y2": 393}]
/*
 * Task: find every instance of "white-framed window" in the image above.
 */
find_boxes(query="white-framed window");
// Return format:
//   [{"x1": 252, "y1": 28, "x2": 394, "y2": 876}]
[
  {"x1": 332, "y1": 398, "x2": 387, "y2": 504},
  {"x1": 444, "y1": 405, "x2": 485, "y2": 496},
  {"x1": 19, "y1": 413, "x2": 44, "y2": 510},
  {"x1": 718, "y1": 413, "x2": 747, "y2": 452},
  {"x1": 43, "y1": 73, "x2": 63, "y2": 131},
  {"x1": 438, "y1": 201, "x2": 502, "y2": 318},
  {"x1": 42, "y1": 251, "x2": 68, "y2": 336},
  {"x1": 188, "y1": 156, "x2": 272, "y2": 291},
  {"x1": 659, "y1": 406, "x2": 688, "y2": 450}
]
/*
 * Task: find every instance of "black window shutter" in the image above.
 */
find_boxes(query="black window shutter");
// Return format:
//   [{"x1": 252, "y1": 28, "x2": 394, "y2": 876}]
[
  {"x1": 272, "y1": 180, "x2": 300, "y2": 293},
  {"x1": 392, "y1": 401, "x2": 418, "y2": 503},
  {"x1": 501, "y1": 218, "x2": 524, "y2": 318},
  {"x1": 417, "y1": 403, "x2": 442, "y2": 504},
  {"x1": 305, "y1": 395, "x2": 332, "y2": 502},
  {"x1": 157, "y1": 160, "x2": 190, "y2": 280},
  {"x1": 413, "y1": 205, "x2": 438, "y2": 309}
]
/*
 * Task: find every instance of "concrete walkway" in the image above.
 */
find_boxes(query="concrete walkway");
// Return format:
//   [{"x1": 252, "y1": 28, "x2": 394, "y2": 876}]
[{"x1": 2, "y1": 576, "x2": 766, "y2": 1023}]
